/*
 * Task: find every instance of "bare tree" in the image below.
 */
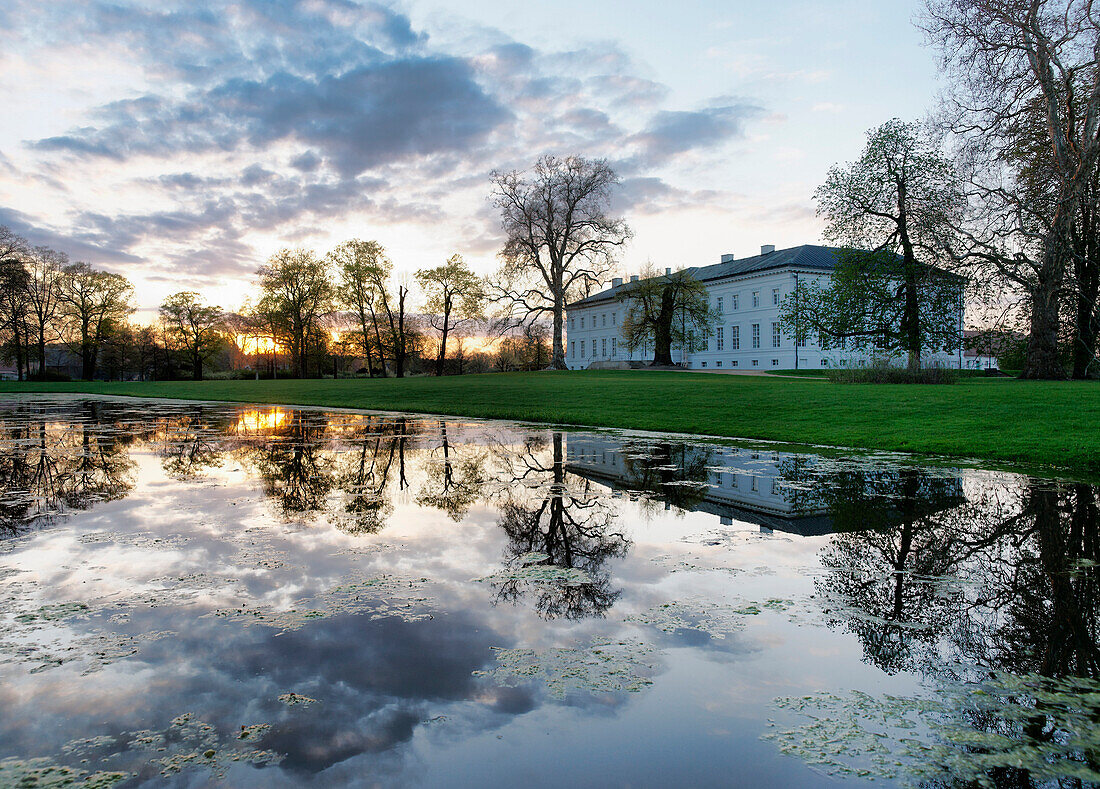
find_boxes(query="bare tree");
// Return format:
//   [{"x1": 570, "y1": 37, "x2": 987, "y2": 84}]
[
  {"x1": 22, "y1": 246, "x2": 66, "y2": 378},
  {"x1": 490, "y1": 155, "x2": 632, "y2": 369},
  {"x1": 0, "y1": 228, "x2": 30, "y2": 379},
  {"x1": 923, "y1": 0, "x2": 1100, "y2": 378}
]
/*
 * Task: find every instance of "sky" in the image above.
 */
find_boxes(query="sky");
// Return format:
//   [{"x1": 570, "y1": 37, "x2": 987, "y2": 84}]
[{"x1": 0, "y1": 0, "x2": 941, "y2": 318}]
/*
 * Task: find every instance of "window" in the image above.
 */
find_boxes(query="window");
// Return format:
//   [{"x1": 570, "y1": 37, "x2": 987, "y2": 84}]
[
  {"x1": 580, "y1": 317, "x2": 585, "y2": 329},
  {"x1": 601, "y1": 313, "x2": 607, "y2": 327},
  {"x1": 716, "y1": 360, "x2": 722, "y2": 367},
  {"x1": 716, "y1": 296, "x2": 724, "y2": 314},
  {"x1": 601, "y1": 337, "x2": 607, "y2": 356},
  {"x1": 612, "y1": 312, "x2": 617, "y2": 326},
  {"x1": 580, "y1": 340, "x2": 585, "y2": 358},
  {"x1": 772, "y1": 288, "x2": 780, "y2": 305},
  {"x1": 819, "y1": 332, "x2": 830, "y2": 351},
  {"x1": 751, "y1": 477, "x2": 759, "y2": 491},
  {"x1": 772, "y1": 358, "x2": 779, "y2": 366},
  {"x1": 612, "y1": 337, "x2": 617, "y2": 357},
  {"x1": 731, "y1": 475, "x2": 739, "y2": 489},
  {"x1": 752, "y1": 359, "x2": 759, "y2": 367},
  {"x1": 701, "y1": 361, "x2": 708, "y2": 368},
  {"x1": 731, "y1": 360, "x2": 738, "y2": 368},
  {"x1": 570, "y1": 341, "x2": 575, "y2": 358},
  {"x1": 570, "y1": 317, "x2": 574, "y2": 330},
  {"x1": 752, "y1": 324, "x2": 760, "y2": 349},
  {"x1": 731, "y1": 325, "x2": 740, "y2": 350},
  {"x1": 772, "y1": 322, "x2": 781, "y2": 348},
  {"x1": 752, "y1": 291, "x2": 760, "y2": 308},
  {"x1": 716, "y1": 326, "x2": 725, "y2": 351},
  {"x1": 732, "y1": 294, "x2": 739, "y2": 311},
  {"x1": 820, "y1": 358, "x2": 828, "y2": 367}
]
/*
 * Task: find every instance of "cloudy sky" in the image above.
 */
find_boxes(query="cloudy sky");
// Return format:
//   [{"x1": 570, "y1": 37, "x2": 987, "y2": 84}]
[{"x1": 0, "y1": 0, "x2": 938, "y2": 315}]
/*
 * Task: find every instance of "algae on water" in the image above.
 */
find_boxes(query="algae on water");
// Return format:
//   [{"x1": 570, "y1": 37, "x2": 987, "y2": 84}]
[
  {"x1": 474, "y1": 638, "x2": 658, "y2": 699},
  {"x1": 763, "y1": 672, "x2": 1100, "y2": 787}
]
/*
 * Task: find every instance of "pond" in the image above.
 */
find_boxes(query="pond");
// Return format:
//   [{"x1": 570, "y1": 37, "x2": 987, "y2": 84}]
[{"x1": 0, "y1": 394, "x2": 1097, "y2": 788}]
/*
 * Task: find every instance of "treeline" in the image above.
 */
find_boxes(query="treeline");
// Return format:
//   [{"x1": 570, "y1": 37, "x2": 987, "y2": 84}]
[{"x1": 0, "y1": 230, "x2": 551, "y2": 381}]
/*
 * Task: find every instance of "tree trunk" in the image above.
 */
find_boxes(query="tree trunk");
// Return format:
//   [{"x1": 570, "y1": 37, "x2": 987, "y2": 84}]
[
  {"x1": 1021, "y1": 241, "x2": 1068, "y2": 379},
  {"x1": 1071, "y1": 257, "x2": 1099, "y2": 379},
  {"x1": 651, "y1": 287, "x2": 675, "y2": 366},
  {"x1": 192, "y1": 353, "x2": 202, "y2": 381},
  {"x1": 82, "y1": 345, "x2": 96, "y2": 380},
  {"x1": 436, "y1": 320, "x2": 449, "y2": 377},
  {"x1": 550, "y1": 296, "x2": 566, "y2": 369},
  {"x1": 37, "y1": 329, "x2": 46, "y2": 381},
  {"x1": 13, "y1": 319, "x2": 24, "y2": 381}
]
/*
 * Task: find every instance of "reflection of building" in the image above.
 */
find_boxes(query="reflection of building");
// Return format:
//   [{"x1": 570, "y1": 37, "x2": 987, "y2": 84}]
[
  {"x1": 565, "y1": 244, "x2": 964, "y2": 371},
  {"x1": 565, "y1": 435, "x2": 835, "y2": 536},
  {"x1": 566, "y1": 435, "x2": 968, "y2": 537}
]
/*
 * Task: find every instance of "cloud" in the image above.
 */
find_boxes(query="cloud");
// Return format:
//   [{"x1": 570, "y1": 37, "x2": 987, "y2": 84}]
[
  {"x1": 627, "y1": 102, "x2": 763, "y2": 167},
  {"x1": 2, "y1": 1, "x2": 773, "y2": 299}
]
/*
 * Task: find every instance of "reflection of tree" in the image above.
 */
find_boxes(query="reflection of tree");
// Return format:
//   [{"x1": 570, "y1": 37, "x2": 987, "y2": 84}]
[
  {"x1": 0, "y1": 401, "x2": 136, "y2": 535},
  {"x1": 415, "y1": 422, "x2": 486, "y2": 522},
  {"x1": 809, "y1": 472, "x2": 1100, "y2": 787},
  {"x1": 811, "y1": 468, "x2": 973, "y2": 674},
  {"x1": 491, "y1": 433, "x2": 629, "y2": 620},
  {"x1": 239, "y1": 410, "x2": 336, "y2": 517},
  {"x1": 155, "y1": 411, "x2": 233, "y2": 480},
  {"x1": 329, "y1": 418, "x2": 417, "y2": 535},
  {"x1": 617, "y1": 440, "x2": 712, "y2": 511}
]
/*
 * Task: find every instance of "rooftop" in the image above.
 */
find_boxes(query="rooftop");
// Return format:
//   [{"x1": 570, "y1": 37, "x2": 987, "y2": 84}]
[{"x1": 568, "y1": 244, "x2": 845, "y2": 308}]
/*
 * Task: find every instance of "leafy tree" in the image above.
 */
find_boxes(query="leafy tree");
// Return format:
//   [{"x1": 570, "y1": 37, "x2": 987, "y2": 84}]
[
  {"x1": 256, "y1": 248, "x2": 334, "y2": 378},
  {"x1": 491, "y1": 155, "x2": 632, "y2": 369},
  {"x1": 56, "y1": 262, "x2": 133, "y2": 380},
  {"x1": 159, "y1": 291, "x2": 225, "y2": 380},
  {"x1": 416, "y1": 254, "x2": 485, "y2": 375},
  {"x1": 617, "y1": 266, "x2": 712, "y2": 366},
  {"x1": 798, "y1": 120, "x2": 963, "y2": 370},
  {"x1": 328, "y1": 239, "x2": 389, "y2": 377}
]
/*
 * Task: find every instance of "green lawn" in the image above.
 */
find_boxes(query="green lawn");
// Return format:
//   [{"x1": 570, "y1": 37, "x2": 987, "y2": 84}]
[{"x1": 0, "y1": 371, "x2": 1095, "y2": 476}]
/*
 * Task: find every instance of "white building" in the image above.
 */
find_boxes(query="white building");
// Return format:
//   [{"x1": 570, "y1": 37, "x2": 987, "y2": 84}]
[{"x1": 564, "y1": 244, "x2": 964, "y2": 371}]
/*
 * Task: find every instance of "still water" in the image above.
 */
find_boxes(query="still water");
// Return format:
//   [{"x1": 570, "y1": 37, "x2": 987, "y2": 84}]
[{"x1": 0, "y1": 395, "x2": 1097, "y2": 788}]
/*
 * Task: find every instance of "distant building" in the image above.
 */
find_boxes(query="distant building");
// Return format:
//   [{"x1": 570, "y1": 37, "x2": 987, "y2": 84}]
[{"x1": 564, "y1": 244, "x2": 964, "y2": 371}]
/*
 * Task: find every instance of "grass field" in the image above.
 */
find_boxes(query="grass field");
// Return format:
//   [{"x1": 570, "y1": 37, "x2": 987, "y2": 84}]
[{"x1": 0, "y1": 371, "x2": 1096, "y2": 476}]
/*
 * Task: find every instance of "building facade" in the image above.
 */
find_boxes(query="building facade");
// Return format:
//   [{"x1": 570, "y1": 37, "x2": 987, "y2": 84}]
[{"x1": 564, "y1": 244, "x2": 964, "y2": 371}]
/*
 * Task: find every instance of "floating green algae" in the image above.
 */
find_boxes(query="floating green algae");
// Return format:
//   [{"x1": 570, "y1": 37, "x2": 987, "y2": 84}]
[
  {"x1": 625, "y1": 599, "x2": 759, "y2": 639},
  {"x1": 14, "y1": 602, "x2": 90, "y2": 623},
  {"x1": 130, "y1": 713, "x2": 280, "y2": 778},
  {"x1": 278, "y1": 692, "x2": 320, "y2": 707},
  {"x1": 0, "y1": 758, "x2": 128, "y2": 788},
  {"x1": 474, "y1": 638, "x2": 658, "y2": 699},
  {"x1": 209, "y1": 572, "x2": 433, "y2": 630},
  {"x1": 474, "y1": 563, "x2": 593, "y2": 588},
  {"x1": 763, "y1": 672, "x2": 1100, "y2": 786}
]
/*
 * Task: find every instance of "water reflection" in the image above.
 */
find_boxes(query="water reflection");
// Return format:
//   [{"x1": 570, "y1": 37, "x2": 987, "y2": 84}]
[{"x1": 0, "y1": 396, "x2": 1097, "y2": 788}]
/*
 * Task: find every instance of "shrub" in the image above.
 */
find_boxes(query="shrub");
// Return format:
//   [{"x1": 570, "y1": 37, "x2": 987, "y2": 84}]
[{"x1": 826, "y1": 362, "x2": 958, "y2": 384}]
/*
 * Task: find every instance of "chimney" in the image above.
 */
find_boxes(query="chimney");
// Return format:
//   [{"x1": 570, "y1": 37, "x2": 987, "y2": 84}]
[
  {"x1": 761, "y1": 244, "x2": 775, "y2": 255},
  {"x1": 612, "y1": 277, "x2": 622, "y2": 288},
  {"x1": 665, "y1": 267, "x2": 671, "y2": 276},
  {"x1": 720, "y1": 253, "x2": 735, "y2": 264},
  {"x1": 630, "y1": 275, "x2": 639, "y2": 282}
]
